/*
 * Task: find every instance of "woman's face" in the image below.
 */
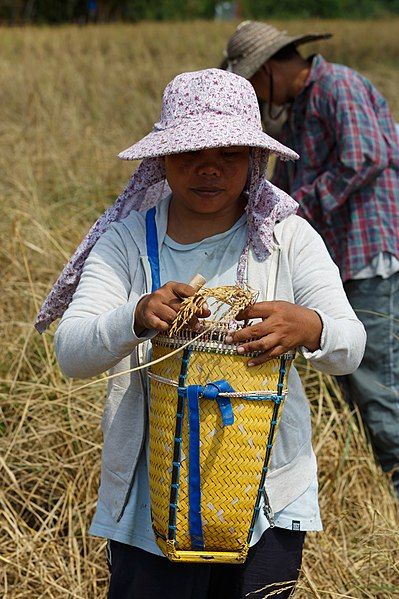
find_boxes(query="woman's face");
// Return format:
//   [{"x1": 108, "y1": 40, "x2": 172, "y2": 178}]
[{"x1": 164, "y1": 146, "x2": 250, "y2": 216}]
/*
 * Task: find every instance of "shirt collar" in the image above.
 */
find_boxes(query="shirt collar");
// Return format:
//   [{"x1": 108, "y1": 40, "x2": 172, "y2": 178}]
[
  {"x1": 289, "y1": 54, "x2": 327, "y2": 112},
  {"x1": 303, "y1": 54, "x2": 328, "y2": 88}
]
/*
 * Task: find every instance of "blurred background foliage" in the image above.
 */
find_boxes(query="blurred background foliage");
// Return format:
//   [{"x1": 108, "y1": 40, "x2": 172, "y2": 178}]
[{"x1": 1, "y1": 0, "x2": 399, "y2": 24}]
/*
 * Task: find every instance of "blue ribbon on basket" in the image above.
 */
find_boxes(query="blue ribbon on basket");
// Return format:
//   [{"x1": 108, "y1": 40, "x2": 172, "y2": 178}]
[{"x1": 183, "y1": 380, "x2": 235, "y2": 550}]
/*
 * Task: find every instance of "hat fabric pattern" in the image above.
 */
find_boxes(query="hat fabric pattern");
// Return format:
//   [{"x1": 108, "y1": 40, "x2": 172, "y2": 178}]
[
  {"x1": 224, "y1": 21, "x2": 332, "y2": 79},
  {"x1": 118, "y1": 69, "x2": 297, "y2": 161},
  {"x1": 35, "y1": 69, "x2": 298, "y2": 333}
]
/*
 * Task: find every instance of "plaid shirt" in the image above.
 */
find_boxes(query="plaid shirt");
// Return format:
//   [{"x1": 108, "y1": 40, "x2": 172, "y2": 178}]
[{"x1": 272, "y1": 54, "x2": 399, "y2": 281}]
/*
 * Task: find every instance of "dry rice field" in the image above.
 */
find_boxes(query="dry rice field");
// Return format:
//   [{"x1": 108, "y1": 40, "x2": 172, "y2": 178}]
[{"x1": 1, "y1": 19, "x2": 398, "y2": 598}]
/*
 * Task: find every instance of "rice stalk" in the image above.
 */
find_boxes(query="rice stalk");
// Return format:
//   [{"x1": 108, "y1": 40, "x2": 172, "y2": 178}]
[{"x1": 169, "y1": 285, "x2": 257, "y2": 336}]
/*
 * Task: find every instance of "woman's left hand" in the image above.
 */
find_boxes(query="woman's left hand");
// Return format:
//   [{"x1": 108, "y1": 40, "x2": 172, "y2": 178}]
[{"x1": 225, "y1": 301, "x2": 323, "y2": 366}]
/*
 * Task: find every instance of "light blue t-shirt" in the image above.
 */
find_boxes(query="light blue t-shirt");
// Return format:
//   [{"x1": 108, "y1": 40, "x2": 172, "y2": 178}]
[{"x1": 89, "y1": 210, "x2": 322, "y2": 554}]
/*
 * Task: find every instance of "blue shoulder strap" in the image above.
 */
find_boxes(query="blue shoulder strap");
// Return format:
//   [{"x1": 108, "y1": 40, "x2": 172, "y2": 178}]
[{"x1": 145, "y1": 207, "x2": 161, "y2": 292}]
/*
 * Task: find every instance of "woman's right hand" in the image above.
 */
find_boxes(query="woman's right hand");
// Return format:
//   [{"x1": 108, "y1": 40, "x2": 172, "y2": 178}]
[{"x1": 134, "y1": 281, "x2": 210, "y2": 336}]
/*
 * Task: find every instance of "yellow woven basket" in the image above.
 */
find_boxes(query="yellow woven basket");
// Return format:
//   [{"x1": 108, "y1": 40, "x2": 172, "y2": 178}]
[{"x1": 148, "y1": 327, "x2": 293, "y2": 564}]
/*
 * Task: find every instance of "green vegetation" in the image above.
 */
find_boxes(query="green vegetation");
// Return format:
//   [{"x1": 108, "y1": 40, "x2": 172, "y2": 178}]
[{"x1": 1, "y1": 0, "x2": 399, "y2": 23}]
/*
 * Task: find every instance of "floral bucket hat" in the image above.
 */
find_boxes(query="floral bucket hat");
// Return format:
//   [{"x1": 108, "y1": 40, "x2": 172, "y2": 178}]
[
  {"x1": 35, "y1": 68, "x2": 298, "y2": 333},
  {"x1": 118, "y1": 69, "x2": 298, "y2": 161}
]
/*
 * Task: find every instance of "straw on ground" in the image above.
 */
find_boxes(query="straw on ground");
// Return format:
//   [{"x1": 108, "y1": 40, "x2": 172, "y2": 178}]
[{"x1": 1, "y1": 19, "x2": 398, "y2": 598}]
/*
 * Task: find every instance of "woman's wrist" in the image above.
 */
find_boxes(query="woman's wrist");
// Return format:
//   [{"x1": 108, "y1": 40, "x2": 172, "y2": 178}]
[
  {"x1": 301, "y1": 307, "x2": 323, "y2": 352},
  {"x1": 133, "y1": 297, "x2": 147, "y2": 337}
]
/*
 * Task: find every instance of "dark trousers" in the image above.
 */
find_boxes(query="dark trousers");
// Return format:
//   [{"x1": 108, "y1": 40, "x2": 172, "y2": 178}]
[{"x1": 107, "y1": 528, "x2": 305, "y2": 599}]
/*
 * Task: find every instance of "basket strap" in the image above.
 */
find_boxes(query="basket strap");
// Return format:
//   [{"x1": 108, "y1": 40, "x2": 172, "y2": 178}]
[
  {"x1": 187, "y1": 385, "x2": 205, "y2": 550},
  {"x1": 186, "y1": 380, "x2": 236, "y2": 550},
  {"x1": 145, "y1": 206, "x2": 161, "y2": 292}
]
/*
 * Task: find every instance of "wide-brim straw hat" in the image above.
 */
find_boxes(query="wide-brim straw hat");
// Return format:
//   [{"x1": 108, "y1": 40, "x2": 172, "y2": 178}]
[
  {"x1": 223, "y1": 21, "x2": 332, "y2": 79},
  {"x1": 118, "y1": 69, "x2": 298, "y2": 162}
]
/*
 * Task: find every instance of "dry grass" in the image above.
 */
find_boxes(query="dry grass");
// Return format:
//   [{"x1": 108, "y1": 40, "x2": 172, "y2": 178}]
[{"x1": 1, "y1": 19, "x2": 398, "y2": 598}]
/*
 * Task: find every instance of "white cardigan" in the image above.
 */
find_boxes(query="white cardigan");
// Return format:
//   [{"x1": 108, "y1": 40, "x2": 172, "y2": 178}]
[{"x1": 55, "y1": 199, "x2": 366, "y2": 520}]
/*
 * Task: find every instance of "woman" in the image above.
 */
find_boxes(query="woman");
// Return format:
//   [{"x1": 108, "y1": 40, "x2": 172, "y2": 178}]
[{"x1": 36, "y1": 69, "x2": 366, "y2": 598}]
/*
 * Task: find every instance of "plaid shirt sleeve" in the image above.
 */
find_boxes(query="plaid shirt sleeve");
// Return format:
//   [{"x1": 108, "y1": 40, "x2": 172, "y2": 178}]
[{"x1": 294, "y1": 77, "x2": 390, "y2": 220}]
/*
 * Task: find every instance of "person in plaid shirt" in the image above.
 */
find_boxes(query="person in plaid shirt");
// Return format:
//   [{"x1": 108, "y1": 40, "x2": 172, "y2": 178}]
[{"x1": 223, "y1": 21, "x2": 399, "y2": 496}]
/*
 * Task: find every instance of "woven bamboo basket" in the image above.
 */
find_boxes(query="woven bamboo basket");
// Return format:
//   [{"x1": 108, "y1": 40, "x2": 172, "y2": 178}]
[{"x1": 148, "y1": 325, "x2": 293, "y2": 564}]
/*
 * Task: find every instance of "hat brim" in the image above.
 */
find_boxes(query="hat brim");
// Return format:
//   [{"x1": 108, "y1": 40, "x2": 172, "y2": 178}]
[
  {"x1": 229, "y1": 32, "x2": 332, "y2": 79},
  {"x1": 118, "y1": 115, "x2": 298, "y2": 161}
]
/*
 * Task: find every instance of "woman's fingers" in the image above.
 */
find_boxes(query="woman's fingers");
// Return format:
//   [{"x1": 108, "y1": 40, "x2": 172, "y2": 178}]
[
  {"x1": 225, "y1": 321, "x2": 272, "y2": 344},
  {"x1": 144, "y1": 305, "x2": 178, "y2": 330},
  {"x1": 247, "y1": 346, "x2": 287, "y2": 367},
  {"x1": 137, "y1": 281, "x2": 213, "y2": 334},
  {"x1": 169, "y1": 282, "x2": 198, "y2": 300},
  {"x1": 225, "y1": 322, "x2": 293, "y2": 365},
  {"x1": 236, "y1": 301, "x2": 276, "y2": 321},
  {"x1": 235, "y1": 301, "x2": 322, "y2": 353},
  {"x1": 196, "y1": 302, "x2": 211, "y2": 318},
  {"x1": 147, "y1": 298, "x2": 210, "y2": 332},
  {"x1": 234, "y1": 333, "x2": 281, "y2": 356}
]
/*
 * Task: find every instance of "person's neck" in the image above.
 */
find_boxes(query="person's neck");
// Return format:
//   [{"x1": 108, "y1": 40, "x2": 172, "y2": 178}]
[
  {"x1": 167, "y1": 196, "x2": 247, "y2": 244},
  {"x1": 286, "y1": 57, "x2": 312, "y2": 102}
]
